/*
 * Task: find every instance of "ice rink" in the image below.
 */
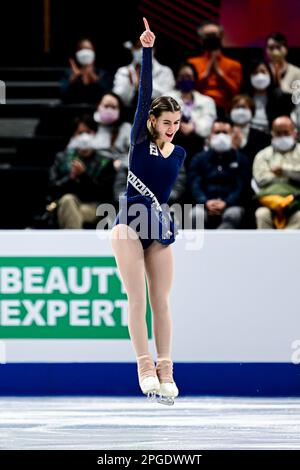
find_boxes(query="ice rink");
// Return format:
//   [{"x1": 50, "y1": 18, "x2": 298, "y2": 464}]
[{"x1": 1, "y1": 396, "x2": 299, "y2": 450}]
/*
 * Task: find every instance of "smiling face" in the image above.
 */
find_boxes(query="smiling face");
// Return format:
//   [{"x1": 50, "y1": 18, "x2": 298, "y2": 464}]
[{"x1": 150, "y1": 111, "x2": 181, "y2": 142}]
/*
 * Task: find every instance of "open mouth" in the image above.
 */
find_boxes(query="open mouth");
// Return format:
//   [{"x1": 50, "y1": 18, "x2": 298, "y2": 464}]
[{"x1": 166, "y1": 133, "x2": 173, "y2": 138}]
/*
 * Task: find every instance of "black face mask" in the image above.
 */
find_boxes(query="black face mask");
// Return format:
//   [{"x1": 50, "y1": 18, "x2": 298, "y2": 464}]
[{"x1": 202, "y1": 35, "x2": 221, "y2": 51}]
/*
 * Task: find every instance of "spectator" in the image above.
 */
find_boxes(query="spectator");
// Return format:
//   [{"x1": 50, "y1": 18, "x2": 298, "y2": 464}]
[
  {"x1": 167, "y1": 62, "x2": 217, "y2": 168},
  {"x1": 230, "y1": 94, "x2": 271, "y2": 163},
  {"x1": 265, "y1": 32, "x2": 300, "y2": 95},
  {"x1": 60, "y1": 38, "x2": 112, "y2": 104},
  {"x1": 246, "y1": 60, "x2": 293, "y2": 133},
  {"x1": 93, "y1": 92, "x2": 131, "y2": 163},
  {"x1": 253, "y1": 116, "x2": 300, "y2": 229},
  {"x1": 188, "y1": 20, "x2": 242, "y2": 113},
  {"x1": 187, "y1": 120, "x2": 251, "y2": 229},
  {"x1": 113, "y1": 38, "x2": 175, "y2": 117},
  {"x1": 265, "y1": 32, "x2": 300, "y2": 135},
  {"x1": 49, "y1": 115, "x2": 115, "y2": 229}
]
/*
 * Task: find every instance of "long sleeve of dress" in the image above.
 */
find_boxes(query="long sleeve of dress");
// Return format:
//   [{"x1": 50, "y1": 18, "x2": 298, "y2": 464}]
[{"x1": 130, "y1": 47, "x2": 153, "y2": 145}]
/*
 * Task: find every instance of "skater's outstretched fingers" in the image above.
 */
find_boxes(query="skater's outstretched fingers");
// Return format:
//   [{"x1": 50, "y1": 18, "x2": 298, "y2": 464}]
[
  {"x1": 143, "y1": 17, "x2": 150, "y2": 31},
  {"x1": 140, "y1": 17, "x2": 155, "y2": 48}
]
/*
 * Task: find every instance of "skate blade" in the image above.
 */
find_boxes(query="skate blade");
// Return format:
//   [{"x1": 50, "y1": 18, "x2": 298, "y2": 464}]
[
  {"x1": 156, "y1": 396, "x2": 175, "y2": 406},
  {"x1": 146, "y1": 391, "x2": 158, "y2": 402}
]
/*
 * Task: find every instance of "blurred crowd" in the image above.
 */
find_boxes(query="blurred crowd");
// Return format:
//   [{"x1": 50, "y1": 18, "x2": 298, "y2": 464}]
[{"x1": 46, "y1": 21, "x2": 300, "y2": 230}]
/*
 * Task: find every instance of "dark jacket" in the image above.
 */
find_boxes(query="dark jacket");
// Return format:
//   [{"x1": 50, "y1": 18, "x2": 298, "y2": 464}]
[
  {"x1": 187, "y1": 148, "x2": 251, "y2": 206},
  {"x1": 265, "y1": 88, "x2": 294, "y2": 128},
  {"x1": 60, "y1": 68, "x2": 112, "y2": 105},
  {"x1": 241, "y1": 127, "x2": 271, "y2": 164},
  {"x1": 249, "y1": 87, "x2": 294, "y2": 131},
  {"x1": 49, "y1": 149, "x2": 115, "y2": 202}
]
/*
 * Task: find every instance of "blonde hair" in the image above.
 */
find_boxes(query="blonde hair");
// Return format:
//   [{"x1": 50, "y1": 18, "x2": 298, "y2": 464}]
[{"x1": 147, "y1": 96, "x2": 181, "y2": 141}]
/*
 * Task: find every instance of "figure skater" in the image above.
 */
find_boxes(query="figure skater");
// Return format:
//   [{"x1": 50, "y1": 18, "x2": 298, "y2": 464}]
[{"x1": 110, "y1": 18, "x2": 186, "y2": 405}]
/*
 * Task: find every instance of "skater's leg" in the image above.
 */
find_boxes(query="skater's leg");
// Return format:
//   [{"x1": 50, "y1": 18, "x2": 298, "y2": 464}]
[
  {"x1": 144, "y1": 241, "x2": 179, "y2": 404},
  {"x1": 110, "y1": 225, "x2": 160, "y2": 397},
  {"x1": 144, "y1": 241, "x2": 174, "y2": 359},
  {"x1": 135, "y1": 353, "x2": 160, "y2": 397},
  {"x1": 110, "y1": 224, "x2": 149, "y2": 357}
]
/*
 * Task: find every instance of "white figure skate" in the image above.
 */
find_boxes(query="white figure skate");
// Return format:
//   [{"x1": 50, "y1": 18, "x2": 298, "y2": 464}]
[
  {"x1": 156, "y1": 358, "x2": 179, "y2": 406},
  {"x1": 137, "y1": 354, "x2": 160, "y2": 401}
]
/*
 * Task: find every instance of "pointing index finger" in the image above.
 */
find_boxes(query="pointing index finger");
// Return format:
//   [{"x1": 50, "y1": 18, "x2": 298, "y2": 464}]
[{"x1": 143, "y1": 17, "x2": 150, "y2": 31}]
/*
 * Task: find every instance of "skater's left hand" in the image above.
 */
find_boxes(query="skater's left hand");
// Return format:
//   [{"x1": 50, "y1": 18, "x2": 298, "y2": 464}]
[{"x1": 140, "y1": 17, "x2": 155, "y2": 48}]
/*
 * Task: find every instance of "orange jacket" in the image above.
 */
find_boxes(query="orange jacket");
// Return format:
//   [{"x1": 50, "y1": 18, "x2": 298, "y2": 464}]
[{"x1": 188, "y1": 52, "x2": 242, "y2": 110}]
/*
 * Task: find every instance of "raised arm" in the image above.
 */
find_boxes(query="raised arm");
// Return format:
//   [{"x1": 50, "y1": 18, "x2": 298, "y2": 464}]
[{"x1": 130, "y1": 18, "x2": 156, "y2": 144}]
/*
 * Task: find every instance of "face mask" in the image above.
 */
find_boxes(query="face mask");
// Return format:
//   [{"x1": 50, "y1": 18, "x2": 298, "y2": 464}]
[
  {"x1": 176, "y1": 79, "x2": 195, "y2": 92},
  {"x1": 250, "y1": 73, "x2": 271, "y2": 90},
  {"x1": 75, "y1": 48, "x2": 95, "y2": 65},
  {"x1": 272, "y1": 136, "x2": 295, "y2": 152},
  {"x1": 202, "y1": 35, "x2": 221, "y2": 51},
  {"x1": 230, "y1": 107, "x2": 252, "y2": 125},
  {"x1": 94, "y1": 106, "x2": 120, "y2": 125},
  {"x1": 210, "y1": 133, "x2": 232, "y2": 153},
  {"x1": 68, "y1": 132, "x2": 95, "y2": 150},
  {"x1": 132, "y1": 48, "x2": 143, "y2": 64}
]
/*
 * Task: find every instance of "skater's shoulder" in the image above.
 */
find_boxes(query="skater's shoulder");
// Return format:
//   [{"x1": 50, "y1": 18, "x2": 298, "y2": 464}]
[{"x1": 174, "y1": 144, "x2": 186, "y2": 160}]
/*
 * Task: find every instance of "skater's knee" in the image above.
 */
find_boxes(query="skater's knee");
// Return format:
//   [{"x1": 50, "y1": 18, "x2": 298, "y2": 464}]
[
  {"x1": 149, "y1": 295, "x2": 169, "y2": 316},
  {"x1": 128, "y1": 295, "x2": 147, "y2": 313}
]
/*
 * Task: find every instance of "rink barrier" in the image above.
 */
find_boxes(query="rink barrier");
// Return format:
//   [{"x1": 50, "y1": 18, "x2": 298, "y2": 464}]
[
  {"x1": 0, "y1": 362, "x2": 298, "y2": 396},
  {"x1": 0, "y1": 230, "x2": 299, "y2": 396}
]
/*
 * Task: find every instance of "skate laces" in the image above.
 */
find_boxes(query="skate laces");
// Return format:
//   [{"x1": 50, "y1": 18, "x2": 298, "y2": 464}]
[
  {"x1": 137, "y1": 354, "x2": 157, "y2": 382},
  {"x1": 156, "y1": 358, "x2": 174, "y2": 383}
]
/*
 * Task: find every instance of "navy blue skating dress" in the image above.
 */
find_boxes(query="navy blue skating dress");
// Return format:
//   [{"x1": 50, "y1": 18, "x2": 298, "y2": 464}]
[{"x1": 112, "y1": 47, "x2": 186, "y2": 250}]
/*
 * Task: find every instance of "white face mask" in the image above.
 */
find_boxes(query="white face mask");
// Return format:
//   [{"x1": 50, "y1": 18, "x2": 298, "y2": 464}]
[
  {"x1": 68, "y1": 132, "x2": 95, "y2": 150},
  {"x1": 75, "y1": 48, "x2": 95, "y2": 65},
  {"x1": 272, "y1": 136, "x2": 295, "y2": 153},
  {"x1": 230, "y1": 107, "x2": 252, "y2": 125},
  {"x1": 132, "y1": 48, "x2": 143, "y2": 64},
  {"x1": 210, "y1": 133, "x2": 232, "y2": 153},
  {"x1": 250, "y1": 73, "x2": 271, "y2": 90}
]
